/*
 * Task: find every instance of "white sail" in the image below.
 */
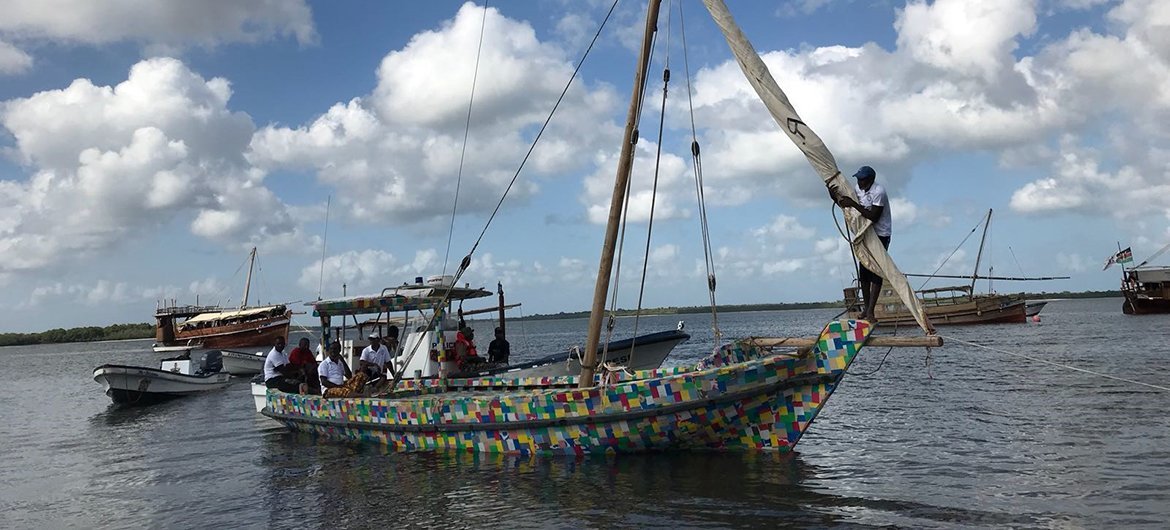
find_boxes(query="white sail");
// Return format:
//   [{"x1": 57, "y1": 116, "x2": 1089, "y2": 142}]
[{"x1": 701, "y1": 0, "x2": 933, "y2": 333}]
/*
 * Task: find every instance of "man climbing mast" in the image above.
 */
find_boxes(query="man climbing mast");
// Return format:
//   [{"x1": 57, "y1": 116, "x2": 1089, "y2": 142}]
[{"x1": 829, "y1": 165, "x2": 892, "y2": 322}]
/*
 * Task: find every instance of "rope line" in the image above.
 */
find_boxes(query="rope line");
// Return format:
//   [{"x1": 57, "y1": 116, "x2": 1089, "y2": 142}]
[
  {"x1": 918, "y1": 215, "x2": 985, "y2": 290},
  {"x1": 387, "y1": 0, "x2": 622, "y2": 392},
  {"x1": 679, "y1": 2, "x2": 721, "y2": 345},
  {"x1": 944, "y1": 335, "x2": 1170, "y2": 392},
  {"x1": 464, "y1": 0, "x2": 620, "y2": 261},
  {"x1": 443, "y1": 1, "x2": 490, "y2": 276},
  {"x1": 630, "y1": 0, "x2": 673, "y2": 348}
]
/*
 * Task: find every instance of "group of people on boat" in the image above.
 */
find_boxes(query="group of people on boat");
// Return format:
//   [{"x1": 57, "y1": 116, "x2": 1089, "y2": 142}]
[
  {"x1": 262, "y1": 328, "x2": 399, "y2": 398},
  {"x1": 446, "y1": 321, "x2": 511, "y2": 375},
  {"x1": 261, "y1": 320, "x2": 513, "y2": 396}
]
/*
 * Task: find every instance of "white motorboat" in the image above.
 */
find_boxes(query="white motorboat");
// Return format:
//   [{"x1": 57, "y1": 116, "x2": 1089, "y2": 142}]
[
  {"x1": 93, "y1": 351, "x2": 231, "y2": 406},
  {"x1": 221, "y1": 349, "x2": 267, "y2": 375},
  {"x1": 151, "y1": 343, "x2": 202, "y2": 354}
]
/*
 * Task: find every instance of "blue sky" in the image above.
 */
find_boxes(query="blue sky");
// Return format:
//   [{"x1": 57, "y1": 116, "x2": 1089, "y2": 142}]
[{"x1": 1, "y1": 0, "x2": 1168, "y2": 332}]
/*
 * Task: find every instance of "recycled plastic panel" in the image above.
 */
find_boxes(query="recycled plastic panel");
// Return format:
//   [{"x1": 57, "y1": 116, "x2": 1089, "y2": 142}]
[{"x1": 267, "y1": 320, "x2": 871, "y2": 455}]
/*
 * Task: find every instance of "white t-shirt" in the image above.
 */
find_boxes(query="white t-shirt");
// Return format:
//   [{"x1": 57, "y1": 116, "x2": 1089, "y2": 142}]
[
  {"x1": 360, "y1": 344, "x2": 390, "y2": 372},
  {"x1": 318, "y1": 357, "x2": 347, "y2": 386},
  {"x1": 263, "y1": 347, "x2": 290, "y2": 381},
  {"x1": 855, "y1": 182, "x2": 892, "y2": 237}
]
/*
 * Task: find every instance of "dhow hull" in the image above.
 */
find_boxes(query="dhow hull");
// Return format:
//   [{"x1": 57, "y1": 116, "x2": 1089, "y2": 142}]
[{"x1": 261, "y1": 320, "x2": 869, "y2": 455}]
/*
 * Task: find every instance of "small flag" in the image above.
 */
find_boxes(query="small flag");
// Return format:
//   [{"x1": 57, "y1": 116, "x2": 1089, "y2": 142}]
[{"x1": 1105, "y1": 247, "x2": 1134, "y2": 270}]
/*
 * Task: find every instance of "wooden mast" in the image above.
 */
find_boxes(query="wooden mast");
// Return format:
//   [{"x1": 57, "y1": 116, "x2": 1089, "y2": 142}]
[
  {"x1": 241, "y1": 246, "x2": 257, "y2": 309},
  {"x1": 579, "y1": 0, "x2": 662, "y2": 388},
  {"x1": 969, "y1": 209, "x2": 992, "y2": 293}
]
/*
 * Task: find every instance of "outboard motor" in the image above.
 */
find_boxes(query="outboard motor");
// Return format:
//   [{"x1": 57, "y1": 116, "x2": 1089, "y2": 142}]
[{"x1": 200, "y1": 350, "x2": 223, "y2": 374}]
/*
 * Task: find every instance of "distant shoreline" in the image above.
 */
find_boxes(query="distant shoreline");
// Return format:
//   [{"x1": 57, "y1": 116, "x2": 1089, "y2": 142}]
[
  {"x1": 2, "y1": 290, "x2": 1123, "y2": 345},
  {"x1": 0, "y1": 323, "x2": 154, "y2": 348},
  {"x1": 510, "y1": 290, "x2": 1122, "y2": 321}
]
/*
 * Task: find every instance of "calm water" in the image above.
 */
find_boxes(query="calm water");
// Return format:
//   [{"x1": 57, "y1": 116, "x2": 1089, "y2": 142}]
[{"x1": 2, "y1": 298, "x2": 1168, "y2": 528}]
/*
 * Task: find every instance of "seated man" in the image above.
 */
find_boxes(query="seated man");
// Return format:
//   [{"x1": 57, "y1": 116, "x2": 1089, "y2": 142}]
[
  {"x1": 319, "y1": 341, "x2": 360, "y2": 398},
  {"x1": 359, "y1": 332, "x2": 392, "y2": 380},
  {"x1": 263, "y1": 336, "x2": 304, "y2": 393},
  {"x1": 287, "y1": 337, "x2": 319, "y2": 392},
  {"x1": 487, "y1": 326, "x2": 510, "y2": 364},
  {"x1": 384, "y1": 325, "x2": 401, "y2": 357},
  {"x1": 454, "y1": 324, "x2": 485, "y2": 372}
]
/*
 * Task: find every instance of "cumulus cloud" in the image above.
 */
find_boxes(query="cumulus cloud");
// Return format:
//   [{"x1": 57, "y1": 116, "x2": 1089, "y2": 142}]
[
  {"x1": 251, "y1": 3, "x2": 621, "y2": 226},
  {"x1": 0, "y1": 57, "x2": 310, "y2": 276},
  {"x1": 665, "y1": 0, "x2": 1170, "y2": 228},
  {"x1": 302, "y1": 250, "x2": 407, "y2": 294},
  {"x1": 0, "y1": 39, "x2": 32, "y2": 74},
  {"x1": 753, "y1": 214, "x2": 816, "y2": 244},
  {"x1": 0, "y1": 0, "x2": 315, "y2": 50},
  {"x1": 890, "y1": 197, "x2": 919, "y2": 227},
  {"x1": 22, "y1": 278, "x2": 190, "y2": 308},
  {"x1": 582, "y1": 139, "x2": 691, "y2": 224},
  {"x1": 1009, "y1": 136, "x2": 1170, "y2": 216},
  {"x1": 896, "y1": 0, "x2": 1037, "y2": 81}
]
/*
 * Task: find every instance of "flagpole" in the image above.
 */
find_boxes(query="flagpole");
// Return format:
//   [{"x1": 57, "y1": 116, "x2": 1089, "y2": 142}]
[{"x1": 1117, "y1": 241, "x2": 1127, "y2": 286}]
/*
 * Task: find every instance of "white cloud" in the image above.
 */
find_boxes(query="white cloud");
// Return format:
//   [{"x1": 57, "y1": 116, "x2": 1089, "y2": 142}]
[
  {"x1": 583, "y1": 139, "x2": 691, "y2": 224},
  {"x1": 890, "y1": 197, "x2": 919, "y2": 227},
  {"x1": 23, "y1": 279, "x2": 180, "y2": 307},
  {"x1": 0, "y1": 39, "x2": 32, "y2": 74},
  {"x1": 895, "y1": 0, "x2": 1037, "y2": 81},
  {"x1": 0, "y1": 0, "x2": 315, "y2": 49},
  {"x1": 668, "y1": 0, "x2": 1169, "y2": 228},
  {"x1": 1055, "y1": 252, "x2": 1090, "y2": 272},
  {"x1": 303, "y1": 248, "x2": 452, "y2": 295},
  {"x1": 1010, "y1": 136, "x2": 1170, "y2": 216},
  {"x1": 251, "y1": 3, "x2": 621, "y2": 226},
  {"x1": 752, "y1": 214, "x2": 816, "y2": 245},
  {"x1": 0, "y1": 57, "x2": 309, "y2": 276}
]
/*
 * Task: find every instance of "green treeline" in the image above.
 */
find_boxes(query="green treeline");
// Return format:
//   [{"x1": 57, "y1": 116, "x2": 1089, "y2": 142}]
[{"x1": 0, "y1": 323, "x2": 154, "y2": 347}]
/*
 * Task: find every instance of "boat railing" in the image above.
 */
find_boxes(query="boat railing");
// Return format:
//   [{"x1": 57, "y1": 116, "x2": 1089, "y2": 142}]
[{"x1": 155, "y1": 304, "x2": 223, "y2": 317}]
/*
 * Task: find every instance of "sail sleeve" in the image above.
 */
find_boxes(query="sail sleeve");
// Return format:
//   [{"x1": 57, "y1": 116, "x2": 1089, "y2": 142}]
[{"x1": 701, "y1": 0, "x2": 934, "y2": 333}]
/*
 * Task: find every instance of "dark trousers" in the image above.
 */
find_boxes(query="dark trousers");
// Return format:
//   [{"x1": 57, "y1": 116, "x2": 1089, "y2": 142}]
[
  {"x1": 858, "y1": 236, "x2": 891, "y2": 285},
  {"x1": 265, "y1": 376, "x2": 301, "y2": 393}
]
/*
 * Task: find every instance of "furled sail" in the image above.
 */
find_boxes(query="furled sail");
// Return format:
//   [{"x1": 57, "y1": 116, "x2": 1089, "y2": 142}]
[{"x1": 701, "y1": 0, "x2": 934, "y2": 333}]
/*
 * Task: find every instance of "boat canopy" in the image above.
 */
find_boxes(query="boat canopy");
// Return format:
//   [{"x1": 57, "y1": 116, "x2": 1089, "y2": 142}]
[
  {"x1": 183, "y1": 305, "x2": 286, "y2": 324},
  {"x1": 310, "y1": 285, "x2": 492, "y2": 317}
]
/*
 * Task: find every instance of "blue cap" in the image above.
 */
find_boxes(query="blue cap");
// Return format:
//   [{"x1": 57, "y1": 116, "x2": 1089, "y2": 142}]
[{"x1": 853, "y1": 165, "x2": 876, "y2": 179}]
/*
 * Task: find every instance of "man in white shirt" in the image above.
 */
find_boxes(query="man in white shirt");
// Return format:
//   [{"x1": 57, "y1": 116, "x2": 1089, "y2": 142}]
[
  {"x1": 263, "y1": 336, "x2": 304, "y2": 393},
  {"x1": 829, "y1": 165, "x2": 892, "y2": 322},
  {"x1": 359, "y1": 332, "x2": 392, "y2": 380},
  {"x1": 318, "y1": 341, "x2": 352, "y2": 391}
]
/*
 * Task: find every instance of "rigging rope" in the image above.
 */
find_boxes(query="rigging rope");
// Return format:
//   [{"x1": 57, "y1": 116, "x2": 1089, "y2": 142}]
[
  {"x1": 462, "y1": 0, "x2": 620, "y2": 264},
  {"x1": 630, "y1": 0, "x2": 674, "y2": 348},
  {"x1": 317, "y1": 196, "x2": 331, "y2": 300},
  {"x1": 443, "y1": 1, "x2": 490, "y2": 276},
  {"x1": 679, "y1": 2, "x2": 722, "y2": 345},
  {"x1": 944, "y1": 335, "x2": 1170, "y2": 392},
  {"x1": 916, "y1": 214, "x2": 985, "y2": 291},
  {"x1": 388, "y1": 0, "x2": 623, "y2": 391}
]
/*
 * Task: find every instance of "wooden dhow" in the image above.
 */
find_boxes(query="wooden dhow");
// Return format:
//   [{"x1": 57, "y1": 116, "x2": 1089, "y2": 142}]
[
  {"x1": 1114, "y1": 242, "x2": 1170, "y2": 315},
  {"x1": 153, "y1": 247, "x2": 291, "y2": 351},
  {"x1": 260, "y1": 0, "x2": 941, "y2": 454},
  {"x1": 845, "y1": 209, "x2": 1066, "y2": 326}
]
